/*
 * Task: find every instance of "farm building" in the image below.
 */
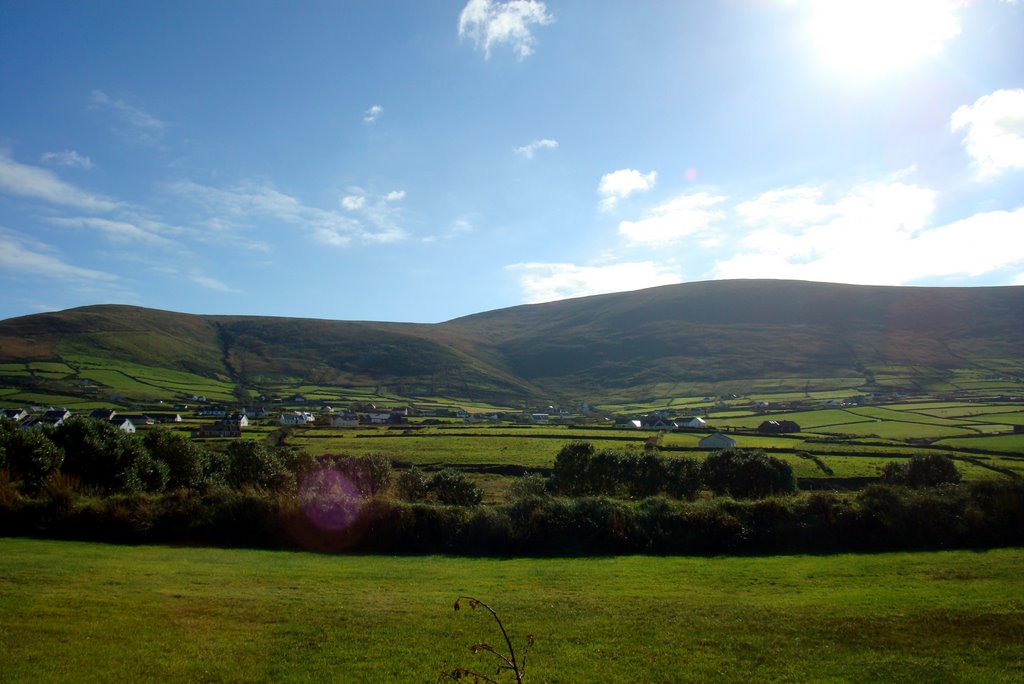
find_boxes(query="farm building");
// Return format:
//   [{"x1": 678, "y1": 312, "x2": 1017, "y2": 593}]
[
  {"x1": 699, "y1": 432, "x2": 737, "y2": 449},
  {"x1": 678, "y1": 417, "x2": 707, "y2": 429},
  {"x1": 331, "y1": 413, "x2": 359, "y2": 427},
  {"x1": 2, "y1": 408, "x2": 27, "y2": 422},
  {"x1": 39, "y1": 408, "x2": 71, "y2": 426},
  {"x1": 198, "y1": 422, "x2": 241, "y2": 438},
  {"x1": 225, "y1": 413, "x2": 249, "y2": 428},
  {"x1": 757, "y1": 420, "x2": 800, "y2": 434},
  {"x1": 109, "y1": 417, "x2": 135, "y2": 433},
  {"x1": 196, "y1": 406, "x2": 228, "y2": 417},
  {"x1": 643, "y1": 418, "x2": 678, "y2": 430}
]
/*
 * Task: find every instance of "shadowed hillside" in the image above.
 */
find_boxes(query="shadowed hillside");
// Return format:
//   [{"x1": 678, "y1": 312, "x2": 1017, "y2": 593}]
[
  {"x1": 1, "y1": 280, "x2": 1022, "y2": 403},
  {"x1": 443, "y1": 280, "x2": 1024, "y2": 396}
]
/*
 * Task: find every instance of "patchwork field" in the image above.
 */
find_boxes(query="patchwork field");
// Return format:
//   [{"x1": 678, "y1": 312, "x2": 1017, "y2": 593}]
[{"x1": 2, "y1": 361, "x2": 1022, "y2": 491}]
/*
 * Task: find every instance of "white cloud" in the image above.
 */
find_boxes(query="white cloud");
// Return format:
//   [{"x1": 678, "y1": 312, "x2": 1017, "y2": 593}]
[
  {"x1": 951, "y1": 88, "x2": 1024, "y2": 180},
  {"x1": 0, "y1": 151, "x2": 119, "y2": 212},
  {"x1": 191, "y1": 274, "x2": 239, "y2": 293},
  {"x1": 618, "y1": 192, "x2": 726, "y2": 245},
  {"x1": 715, "y1": 207, "x2": 1024, "y2": 285},
  {"x1": 170, "y1": 179, "x2": 406, "y2": 246},
  {"x1": 0, "y1": 229, "x2": 117, "y2": 283},
  {"x1": 598, "y1": 168, "x2": 657, "y2": 211},
  {"x1": 47, "y1": 216, "x2": 176, "y2": 249},
  {"x1": 711, "y1": 179, "x2": 1024, "y2": 285},
  {"x1": 449, "y1": 218, "x2": 474, "y2": 235},
  {"x1": 363, "y1": 104, "x2": 383, "y2": 124},
  {"x1": 514, "y1": 138, "x2": 558, "y2": 159},
  {"x1": 341, "y1": 195, "x2": 366, "y2": 210},
  {"x1": 458, "y1": 0, "x2": 554, "y2": 60},
  {"x1": 88, "y1": 90, "x2": 165, "y2": 145},
  {"x1": 735, "y1": 186, "x2": 833, "y2": 227},
  {"x1": 424, "y1": 217, "x2": 475, "y2": 243},
  {"x1": 507, "y1": 260, "x2": 682, "y2": 303},
  {"x1": 384, "y1": 190, "x2": 406, "y2": 202},
  {"x1": 40, "y1": 150, "x2": 94, "y2": 170}
]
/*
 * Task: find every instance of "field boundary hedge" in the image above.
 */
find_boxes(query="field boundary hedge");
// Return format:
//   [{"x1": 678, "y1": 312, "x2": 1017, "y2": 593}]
[{"x1": 2, "y1": 479, "x2": 1021, "y2": 556}]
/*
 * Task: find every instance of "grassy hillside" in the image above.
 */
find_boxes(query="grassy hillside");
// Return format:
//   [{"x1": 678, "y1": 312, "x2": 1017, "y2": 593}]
[{"x1": 1, "y1": 280, "x2": 1022, "y2": 404}]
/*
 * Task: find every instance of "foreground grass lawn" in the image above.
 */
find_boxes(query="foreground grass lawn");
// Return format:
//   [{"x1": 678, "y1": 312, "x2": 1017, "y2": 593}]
[{"x1": 1, "y1": 539, "x2": 1021, "y2": 682}]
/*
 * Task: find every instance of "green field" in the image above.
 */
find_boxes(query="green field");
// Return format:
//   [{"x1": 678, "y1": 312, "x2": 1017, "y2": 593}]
[{"x1": 1, "y1": 539, "x2": 1021, "y2": 682}]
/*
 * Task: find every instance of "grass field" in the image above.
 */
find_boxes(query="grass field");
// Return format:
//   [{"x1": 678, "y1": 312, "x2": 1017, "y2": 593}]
[{"x1": 0, "y1": 539, "x2": 1021, "y2": 682}]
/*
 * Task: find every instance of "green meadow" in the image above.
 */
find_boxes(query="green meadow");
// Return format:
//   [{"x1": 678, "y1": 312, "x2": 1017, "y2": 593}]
[{"x1": 1, "y1": 538, "x2": 1021, "y2": 683}]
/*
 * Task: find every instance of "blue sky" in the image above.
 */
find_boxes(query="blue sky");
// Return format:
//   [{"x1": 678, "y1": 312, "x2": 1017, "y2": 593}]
[{"x1": 1, "y1": 0, "x2": 1022, "y2": 323}]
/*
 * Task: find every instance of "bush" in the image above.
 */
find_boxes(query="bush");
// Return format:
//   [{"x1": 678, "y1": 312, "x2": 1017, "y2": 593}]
[
  {"x1": 396, "y1": 466, "x2": 429, "y2": 501},
  {"x1": 550, "y1": 441, "x2": 702, "y2": 500},
  {"x1": 663, "y1": 457, "x2": 702, "y2": 500},
  {"x1": 429, "y1": 469, "x2": 484, "y2": 506},
  {"x1": 701, "y1": 449, "x2": 797, "y2": 499},
  {"x1": 303, "y1": 453, "x2": 394, "y2": 498},
  {"x1": 506, "y1": 473, "x2": 548, "y2": 501},
  {"x1": 882, "y1": 454, "x2": 961, "y2": 488}
]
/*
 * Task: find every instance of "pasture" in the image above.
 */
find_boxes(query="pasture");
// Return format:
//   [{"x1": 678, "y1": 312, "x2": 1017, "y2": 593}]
[{"x1": 1, "y1": 539, "x2": 1021, "y2": 682}]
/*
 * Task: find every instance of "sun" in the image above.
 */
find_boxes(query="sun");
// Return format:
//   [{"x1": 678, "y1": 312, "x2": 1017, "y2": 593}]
[{"x1": 806, "y1": 0, "x2": 962, "y2": 80}]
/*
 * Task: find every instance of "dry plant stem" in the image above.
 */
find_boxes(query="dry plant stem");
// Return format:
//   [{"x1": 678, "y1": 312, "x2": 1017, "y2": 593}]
[{"x1": 450, "y1": 596, "x2": 529, "y2": 684}]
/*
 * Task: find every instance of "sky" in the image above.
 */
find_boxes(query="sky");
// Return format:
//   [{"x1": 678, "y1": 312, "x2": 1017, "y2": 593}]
[{"x1": 1, "y1": 0, "x2": 1022, "y2": 324}]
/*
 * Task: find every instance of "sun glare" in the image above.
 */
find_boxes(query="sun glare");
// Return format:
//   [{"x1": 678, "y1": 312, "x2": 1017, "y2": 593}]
[{"x1": 807, "y1": 0, "x2": 962, "y2": 80}]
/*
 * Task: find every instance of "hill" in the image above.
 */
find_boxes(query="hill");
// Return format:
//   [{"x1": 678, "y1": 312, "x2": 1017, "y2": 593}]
[{"x1": 1, "y1": 280, "x2": 1022, "y2": 405}]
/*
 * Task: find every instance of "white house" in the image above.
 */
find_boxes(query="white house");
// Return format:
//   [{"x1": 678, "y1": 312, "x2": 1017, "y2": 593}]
[
  {"x1": 679, "y1": 417, "x2": 707, "y2": 429},
  {"x1": 41, "y1": 408, "x2": 71, "y2": 426},
  {"x1": 331, "y1": 413, "x2": 359, "y2": 427},
  {"x1": 280, "y1": 411, "x2": 314, "y2": 425},
  {"x1": 110, "y1": 417, "x2": 135, "y2": 433},
  {"x1": 196, "y1": 406, "x2": 227, "y2": 417},
  {"x1": 699, "y1": 432, "x2": 737, "y2": 449},
  {"x1": 2, "y1": 408, "x2": 27, "y2": 422}
]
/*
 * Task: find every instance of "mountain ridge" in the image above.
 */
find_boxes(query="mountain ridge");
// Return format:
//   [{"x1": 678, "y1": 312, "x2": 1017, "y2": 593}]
[{"x1": 2, "y1": 280, "x2": 1022, "y2": 404}]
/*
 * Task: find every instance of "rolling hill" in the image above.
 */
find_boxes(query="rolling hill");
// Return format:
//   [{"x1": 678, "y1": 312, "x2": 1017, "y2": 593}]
[{"x1": 1, "y1": 280, "x2": 1022, "y2": 405}]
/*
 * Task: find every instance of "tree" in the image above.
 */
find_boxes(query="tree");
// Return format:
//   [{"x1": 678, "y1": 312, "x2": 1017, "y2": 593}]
[
  {"x1": 224, "y1": 440, "x2": 294, "y2": 492},
  {"x1": 701, "y1": 448, "x2": 797, "y2": 499},
  {"x1": 54, "y1": 418, "x2": 166, "y2": 494},
  {"x1": 0, "y1": 419, "x2": 64, "y2": 493},
  {"x1": 143, "y1": 428, "x2": 211, "y2": 490},
  {"x1": 550, "y1": 441, "x2": 596, "y2": 495}
]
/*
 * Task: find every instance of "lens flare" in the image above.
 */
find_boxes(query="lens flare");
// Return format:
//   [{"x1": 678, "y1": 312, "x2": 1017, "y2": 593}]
[{"x1": 301, "y1": 468, "x2": 361, "y2": 532}]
